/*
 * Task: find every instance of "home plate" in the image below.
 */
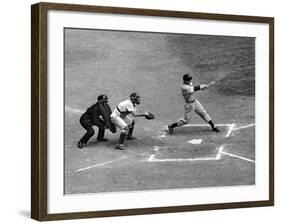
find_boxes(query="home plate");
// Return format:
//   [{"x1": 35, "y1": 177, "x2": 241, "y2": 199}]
[{"x1": 187, "y1": 139, "x2": 202, "y2": 144}]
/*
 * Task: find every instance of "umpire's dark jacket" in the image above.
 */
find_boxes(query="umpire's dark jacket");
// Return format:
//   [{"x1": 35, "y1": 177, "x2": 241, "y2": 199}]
[{"x1": 80, "y1": 102, "x2": 109, "y2": 128}]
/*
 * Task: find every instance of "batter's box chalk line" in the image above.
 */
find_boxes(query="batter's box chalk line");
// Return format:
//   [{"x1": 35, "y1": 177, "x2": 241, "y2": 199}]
[
  {"x1": 147, "y1": 123, "x2": 255, "y2": 163},
  {"x1": 182, "y1": 123, "x2": 236, "y2": 138},
  {"x1": 147, "y1": 145, "x2": 255, "y2": 164},
  {"x1": 148, "y1": 146, "x2": 224, "y2": 162},
  {"x1": 153, "y1": 123, "x2": 234, "y2": 139}
]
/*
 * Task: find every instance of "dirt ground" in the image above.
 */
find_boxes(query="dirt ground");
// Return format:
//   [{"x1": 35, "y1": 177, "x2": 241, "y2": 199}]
[{"x1": 64, "y1": 28, "x2": 255, "y2": 194}]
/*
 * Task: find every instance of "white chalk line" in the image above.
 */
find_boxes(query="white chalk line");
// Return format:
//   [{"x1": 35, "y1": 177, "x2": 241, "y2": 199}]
[
  {"x1": 148, "y1": 146, "x2": 224, "y2": 162},
  {"x1": 65, "y1": 106, "x2": 83, "y2": 114},
  {"x1": 216, "y1": 145, "x2": 224, "y2": 160},
  {"x1": 221, "y1": 151, "x2": 255, "y2": 163},
  {"x1": 182, "y1": 123, "x2": 234, "y2": 127},
  {"x1": 154, "y1": 123, "x2": 234, "y2": 139},
  {"x1": 233, "y1": 123, "x2": 255, "y2": 131},
  {"x1": 226, "y1": 123, "x2": 235, "y2": 138},
  {"x1": 74, "y1": 156, "x2": 127, "y2": 173},
  {"x1": 182, "y1": 123, "x2": 235, "y2": 138},
  {"x1": 147, "y1": 144, "x2": 254, "y2": 164}
]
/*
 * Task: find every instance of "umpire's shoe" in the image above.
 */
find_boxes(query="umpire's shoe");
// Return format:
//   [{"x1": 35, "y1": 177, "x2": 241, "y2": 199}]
[
  {"x1": 212, "y1": 127, "x2": 220, "y2": 132},
  {"x1": 77, "y1": 141, "x2": 85, "y2": 149}
]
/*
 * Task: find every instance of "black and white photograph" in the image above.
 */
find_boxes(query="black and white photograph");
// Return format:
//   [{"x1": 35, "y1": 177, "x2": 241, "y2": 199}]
[
  {"x1": 64, "y1": 28, "x2": 256, "y2": 194},
  {"x1": 29, "y1": 1, "x2": 274, "y2": 222}
]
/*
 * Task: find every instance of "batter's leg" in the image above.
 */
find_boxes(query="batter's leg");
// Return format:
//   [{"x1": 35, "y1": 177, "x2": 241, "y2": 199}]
[
  {"x1": 194, "y1": 100, "x2": 220, "y2": 132},
  {"x1": 168, "y1": 103, "x2": 194, "y2": 134}
]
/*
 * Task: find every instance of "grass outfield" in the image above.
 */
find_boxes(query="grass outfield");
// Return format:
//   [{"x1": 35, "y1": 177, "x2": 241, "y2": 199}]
[{"x1": 64, "y1": 29, "x2": 255, "y2": 194}]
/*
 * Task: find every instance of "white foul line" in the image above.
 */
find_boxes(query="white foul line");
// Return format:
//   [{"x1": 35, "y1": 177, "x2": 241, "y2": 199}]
[
  {"x1": 233, "y1": 123, "x2": 255, "y2": 131},
  {"x1": 74, "y1": 156, "x2": 127, "y2": 173},
  {"x1": 65, "y1": 106, "x2": 83, "y2": 114},
  {"x1": 221, "y1": 151, "x2": 255, "y2": 163}
]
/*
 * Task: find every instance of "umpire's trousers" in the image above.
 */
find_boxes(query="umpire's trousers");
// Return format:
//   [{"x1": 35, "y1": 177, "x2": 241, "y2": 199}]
[{"x1": 79, "y1": 117, "x2": 106, "y2": 144}]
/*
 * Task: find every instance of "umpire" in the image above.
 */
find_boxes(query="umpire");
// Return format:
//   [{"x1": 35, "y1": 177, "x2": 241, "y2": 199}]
[{"x1": 77, "y1": 94, "x2": 113, "y2": 149}]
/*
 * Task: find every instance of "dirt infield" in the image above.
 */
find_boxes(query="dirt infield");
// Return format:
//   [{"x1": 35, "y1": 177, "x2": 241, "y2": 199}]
[{"x1": 64, "y1": 28, "x2": 255, "y2": 194}]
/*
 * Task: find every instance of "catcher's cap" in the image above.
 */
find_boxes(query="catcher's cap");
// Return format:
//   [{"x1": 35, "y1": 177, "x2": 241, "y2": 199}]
[
  {"x1": 97, "y1": 94, "x2": 108, "y2": 101},
  {"x1": 183, "y1": 73, "x2": 192, "y2": 81},
  {"x1": 130, "y1": 92, "x2": 140, "y2": 99}
]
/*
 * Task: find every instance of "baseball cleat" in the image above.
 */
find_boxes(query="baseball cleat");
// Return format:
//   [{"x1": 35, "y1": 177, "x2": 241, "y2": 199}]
[
  {"x1": 126, "y1": 135, "x2": 137, "y2": 140},
  {"x1": 212, "y1": 127, "x2": 220, "y2": 132},
  {"x1": 168, "y1": 125, "x2": 174, "y2": 135},
  {"x1": 77, "y1": 141, "x2": 85, "y2": 149},
  {"x1": 115, "y1": 144, "x2": 126, "y2": 150}
]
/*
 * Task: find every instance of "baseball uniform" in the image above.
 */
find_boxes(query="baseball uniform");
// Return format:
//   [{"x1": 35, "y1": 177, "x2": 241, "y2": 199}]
[
  {"x1": 111, "y1": 99, "x2": 135, "y2": 132},
  {"x1": 176, "y1": 83, "x2": 211, "y2": 126},
  {"x1": 168, "y1": 73, "x2": 220, "y2": 134}
]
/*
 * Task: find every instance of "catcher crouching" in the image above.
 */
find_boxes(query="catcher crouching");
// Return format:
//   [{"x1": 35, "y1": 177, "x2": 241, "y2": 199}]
[{"x1": 110, "y1": 92, "x2": 154, "y2": 150}]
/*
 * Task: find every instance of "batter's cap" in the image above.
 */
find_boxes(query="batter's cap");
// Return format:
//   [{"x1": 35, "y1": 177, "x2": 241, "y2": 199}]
[{"x1": 183, "y1": 73, "x2": 192, "y2": 81}]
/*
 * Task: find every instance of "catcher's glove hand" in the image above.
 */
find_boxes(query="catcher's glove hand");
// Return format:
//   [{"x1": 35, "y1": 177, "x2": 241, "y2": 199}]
[{"x1": 145, "y1": 112, "x2": 155, "y2": 120}]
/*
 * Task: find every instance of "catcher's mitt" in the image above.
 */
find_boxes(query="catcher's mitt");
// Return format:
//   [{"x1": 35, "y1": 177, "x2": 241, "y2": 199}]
[{"x1": 145, "y1": 112, "x2": 155, "y2": 120}]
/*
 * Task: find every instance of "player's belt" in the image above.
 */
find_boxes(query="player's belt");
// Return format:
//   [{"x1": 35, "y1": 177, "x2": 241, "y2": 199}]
[
  {"x1": 186, "y1": 99, "x2": 195, "y2": 103},
  {"x1": 116, "y1": 106, "x2": 130, "y2": 116},
  {"x1": 116, "y1": 106, "x2": 122, "y2": 113},
  {"x1": 116, "y1": 106, "x2": 127, "y2": 114}
]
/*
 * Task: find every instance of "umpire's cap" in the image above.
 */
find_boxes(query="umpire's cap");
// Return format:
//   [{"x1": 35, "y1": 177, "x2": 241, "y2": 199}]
[{"x1": 183, "y1": 73, "x2": 192, "y2": 81}]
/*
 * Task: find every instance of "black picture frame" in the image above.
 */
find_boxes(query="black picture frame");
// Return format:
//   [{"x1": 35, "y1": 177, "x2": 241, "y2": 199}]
[{"x1": 31, "y1": 2, "x2": 274, "y2": 221}]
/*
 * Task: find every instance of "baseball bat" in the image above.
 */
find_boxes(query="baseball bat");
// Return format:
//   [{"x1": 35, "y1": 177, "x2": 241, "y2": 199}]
[{"x1": 208, "y1": 81, "x2": 216, "y2": 87}]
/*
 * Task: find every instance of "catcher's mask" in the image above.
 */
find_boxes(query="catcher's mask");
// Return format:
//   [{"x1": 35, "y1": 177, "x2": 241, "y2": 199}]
[
  {"x1": 130, "y1": 92, "x2": 141, "y2": 105},
  {"x1": 183, "y1": 73, "x2": 192, "y2": 82}
]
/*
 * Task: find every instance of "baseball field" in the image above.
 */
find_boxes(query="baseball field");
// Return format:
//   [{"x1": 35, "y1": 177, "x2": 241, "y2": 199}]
[{"x1": 64, "y1": 28, "x2": 255, "y2": 194}]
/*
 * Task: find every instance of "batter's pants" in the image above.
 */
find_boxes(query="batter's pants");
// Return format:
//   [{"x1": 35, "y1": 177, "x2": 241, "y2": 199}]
[{"x1": 176, "y1": 99, "x2": 211, "y2": 126}]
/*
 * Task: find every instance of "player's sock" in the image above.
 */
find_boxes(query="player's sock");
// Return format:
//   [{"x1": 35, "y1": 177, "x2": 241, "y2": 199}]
[
  {"x1": 117, "y1": 132, "x2": 127, "y2": 145},
  {"x1": 209, "y1": 120, "x2": 220, "y2": 132},
  {"x1": 127, "y1": 121, "x2": 135, "y2": 139},
  {"x1": 168, "y1": 123, "x2": 177, "y2": 134},
  {"x1": 170, "y1": 123, "x2": 178, "y2": 128},
  {"x1": 115, "y1": 132, "x2": 127, "y2": 150},
  {"x1": 208, "y1": 120, "x2": 215, "y2": 129}
]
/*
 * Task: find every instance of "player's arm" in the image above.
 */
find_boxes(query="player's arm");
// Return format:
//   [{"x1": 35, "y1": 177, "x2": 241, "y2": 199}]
[
  {"x1": 127, "y1": 102, "x2": 149, "y2": 117},
  {"x1": 131, "y1": 110, "x2": 149, "y2": 117},
  {"x1": 193, "y1": 84, "x2": 208, "y2": 91}
]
